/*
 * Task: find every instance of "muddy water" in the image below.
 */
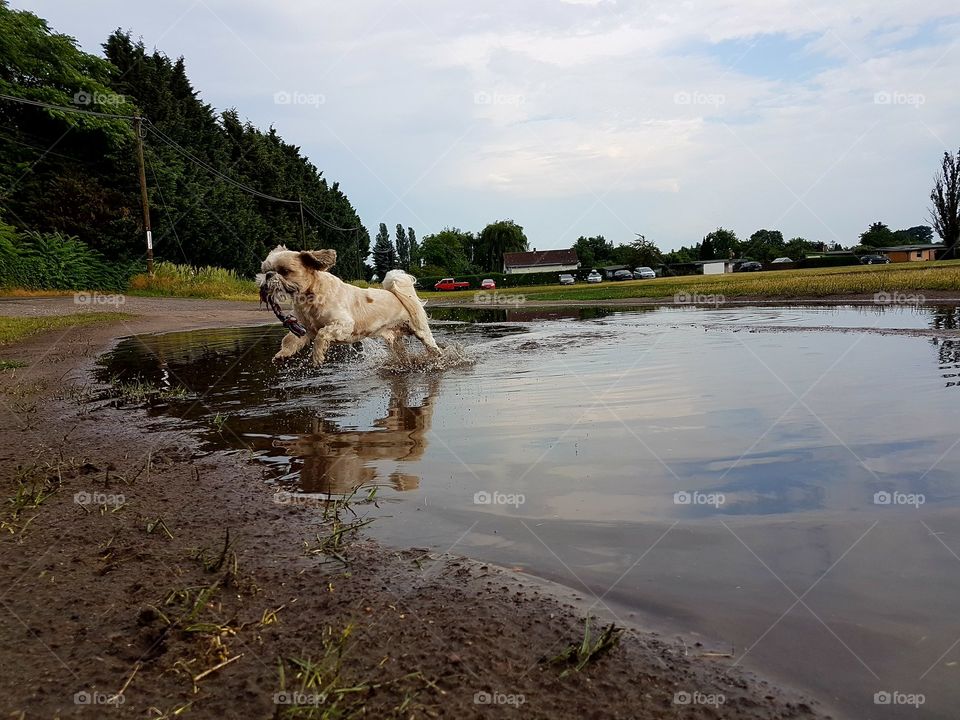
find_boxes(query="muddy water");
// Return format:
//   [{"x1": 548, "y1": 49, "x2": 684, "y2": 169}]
[{"x1": 97, "y1": 304, "x2": 960, "y2": 719}]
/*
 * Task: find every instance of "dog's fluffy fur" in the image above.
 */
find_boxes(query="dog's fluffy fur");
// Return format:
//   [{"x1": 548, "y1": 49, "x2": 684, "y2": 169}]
[{"x1": 258, "y1": 245, "x2": 440, "y2": 365}]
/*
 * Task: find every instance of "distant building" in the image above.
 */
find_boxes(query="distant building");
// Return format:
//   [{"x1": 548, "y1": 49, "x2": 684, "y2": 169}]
[
  {"x1": 503, "y1": 249, "x2": 580, "y2": 275},
  {"x1": 600, "y1": 264, "x2": 629, "y2": 279},
  {"x1": 873, "y1": 244, "x2": 943, "y2": 262}
]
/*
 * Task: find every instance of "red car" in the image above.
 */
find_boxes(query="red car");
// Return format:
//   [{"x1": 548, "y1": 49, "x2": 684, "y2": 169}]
[
  {"x1": 480, "y1": 278, "x2": 496, "y2": 290},
  {"x1": 434, "y1": 278, "x2": 470, "y2": 291}
]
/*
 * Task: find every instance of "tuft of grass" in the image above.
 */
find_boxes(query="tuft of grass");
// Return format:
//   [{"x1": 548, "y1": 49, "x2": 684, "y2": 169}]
[
  {"x1": 128, "y1": 261, "x2": 258, "y2": 301},
  {"x1": 0, "y1": 312, "x2": 132, "y2": 346},
  {"x1": 420, "y1": 260, "x2": 960, "y2": 302},
  {"x1": 543, "y1": 619, "x2": 623, "y2": 677},
  {"x1": 113, "y1": 379, "x2": 190, "y2": 404},
  {"x1": 0, "y1": 359, "x2": 27, "y2": 370},
  {"x1": 1, "y1": 459, "x2": 71, "y2": 535}
]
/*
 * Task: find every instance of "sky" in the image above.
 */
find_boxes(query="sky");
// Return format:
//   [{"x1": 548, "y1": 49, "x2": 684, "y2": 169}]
[{"x1": 16, "y1": 0, "x2": 960, "y2": 252}]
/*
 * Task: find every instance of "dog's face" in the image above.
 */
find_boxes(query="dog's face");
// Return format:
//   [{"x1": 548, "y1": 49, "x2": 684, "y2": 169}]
[{"x1": 258, "y1": 245, "x2": 337, "y2": 298}]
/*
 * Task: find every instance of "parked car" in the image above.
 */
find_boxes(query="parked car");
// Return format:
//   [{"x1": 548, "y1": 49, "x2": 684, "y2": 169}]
[
  {"x1": 612, "y1": 269, "x2": 634, "y2": 281},
  {"x1": 480, "y1": 278, "x2": 496, "y2": 289},
  {"x1": 586, "y1": 270, "x2": 602, "y2": 283},
  {"x1": 434, "y1": 278, "x2": 470, "y2": 291},
  {"x1": 734, "y1": 261, "x2": 763, "y2": 272},
  {"x1": 558, "y1": 273, "x2": 575, "y2": 285},
  {"x1": 770, "y1": 257, "x2": 793, "y2": 264},
  {"x1": 633, "y1": 266, "x2": 656, "y2": 279},
  {"x1": 860, "y1": 254, "x2": 890, "y2": 265}
]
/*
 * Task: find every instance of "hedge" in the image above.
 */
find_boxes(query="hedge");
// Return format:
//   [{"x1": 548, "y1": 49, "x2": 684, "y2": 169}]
[
  {"x1": 795, "y1": 255, "x2": 861, "y2": 269},
  {"x1": 414, "y1": 269, "x2": 583, "y2": 289}
]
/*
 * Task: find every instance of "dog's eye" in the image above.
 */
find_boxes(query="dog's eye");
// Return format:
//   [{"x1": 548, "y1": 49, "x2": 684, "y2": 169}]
[{"x1": 278, "y1": 267, "x2": 290, "y2": 276}]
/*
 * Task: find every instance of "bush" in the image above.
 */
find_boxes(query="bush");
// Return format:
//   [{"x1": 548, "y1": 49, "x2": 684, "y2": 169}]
[{"x1": 0, "y1": 221, "x2": 137, "y2": 292}]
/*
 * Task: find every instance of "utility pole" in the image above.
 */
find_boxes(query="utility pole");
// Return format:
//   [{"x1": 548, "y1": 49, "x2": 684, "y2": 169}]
[
  {"x1": 133, "y1": 117, "x2": 153, "y2": 274},
  {"x1": 298, "y1": 195, "x2": 306, "y2": 247}
]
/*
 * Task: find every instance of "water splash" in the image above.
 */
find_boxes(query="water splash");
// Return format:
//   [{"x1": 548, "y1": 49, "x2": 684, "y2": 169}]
[{"x1": 379, "y1": 343, "x2": 475, "y2": 375}]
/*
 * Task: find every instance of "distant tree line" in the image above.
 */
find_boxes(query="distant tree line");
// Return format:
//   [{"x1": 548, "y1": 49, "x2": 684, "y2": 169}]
[
  {"x1": 372, "y1": 219, "x2": 528, "y2": 279},
  {"x1": 0, "y1": 2, "x2": 369, "y2": 277}
]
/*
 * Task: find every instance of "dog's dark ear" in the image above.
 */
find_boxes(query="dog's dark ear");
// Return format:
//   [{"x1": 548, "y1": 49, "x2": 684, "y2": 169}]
[{"x1": 299, "y1": 249, "x2": 336, "y2": 272}]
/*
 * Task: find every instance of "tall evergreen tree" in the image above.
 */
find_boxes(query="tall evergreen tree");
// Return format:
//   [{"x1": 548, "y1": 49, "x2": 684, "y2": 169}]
[
  {"x1": 0, "y1": 6, "x2": 370, "y2": 277},
  {"x1": 408, "y1": 227, "x2": 419, "y2": 270},
  {"x1": 395, "y1": 224, "x2": 409, "y2": 270},
  {"x1": 373, "y1": 223, "x2": 396, "y2": 278}
]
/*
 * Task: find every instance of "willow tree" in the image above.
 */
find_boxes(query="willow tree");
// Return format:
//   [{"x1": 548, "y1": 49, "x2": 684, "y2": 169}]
[{"x1": 930, "y1": 149, "x2": 960, "y2": 259}]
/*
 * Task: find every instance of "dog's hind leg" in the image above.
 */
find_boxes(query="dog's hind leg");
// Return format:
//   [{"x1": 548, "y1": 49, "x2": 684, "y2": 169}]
[{"x1": 273, "y1": 331, "x2": 310, "y2": 363}]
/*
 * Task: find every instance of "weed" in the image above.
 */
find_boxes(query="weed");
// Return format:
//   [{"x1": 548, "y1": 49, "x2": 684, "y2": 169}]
[
  {"x1": 113, "y1": 379, "x2": 190, "y2": 404},
  {"x1": 544, "y1": 618, "x2": 623, "y2": 677}
]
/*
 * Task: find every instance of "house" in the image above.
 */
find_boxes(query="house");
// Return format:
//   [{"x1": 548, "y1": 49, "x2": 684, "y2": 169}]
[
  {"x1": 873, "y1": 244, "x2": 944, "y2": 262},
  {"x1": 503, "y1": 249, "x2": 580, "y2": 275}
]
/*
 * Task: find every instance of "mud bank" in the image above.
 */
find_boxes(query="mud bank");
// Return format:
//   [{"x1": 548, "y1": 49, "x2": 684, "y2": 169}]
[{"x1": 0, "y1": 297, "x2": 835, "y2": 718}]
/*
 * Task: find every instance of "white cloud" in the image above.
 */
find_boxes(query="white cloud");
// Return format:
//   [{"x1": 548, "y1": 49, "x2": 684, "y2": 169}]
[{"x1": 15, "y1": 0, "x2": 960, "y2": 250}]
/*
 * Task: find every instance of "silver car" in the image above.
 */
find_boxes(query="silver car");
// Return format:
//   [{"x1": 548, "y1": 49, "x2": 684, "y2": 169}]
[
  {"x1": 586, "y1": 270, "x2": 602, "y2": 283},
  {"x1": 633, "y1": 266, "x2": 656, "y2": 279}
]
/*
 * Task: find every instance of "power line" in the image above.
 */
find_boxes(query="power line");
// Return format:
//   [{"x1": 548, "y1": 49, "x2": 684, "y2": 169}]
[
  {"x1": 144, "y1": 121, "x2": 301, "y2": 205},
  {"x1": 0, "y1": 92, "x2": 138, "y2": 120},
  {"x1": 1, "y1": 91, "x2": 367, "y2": 248}
]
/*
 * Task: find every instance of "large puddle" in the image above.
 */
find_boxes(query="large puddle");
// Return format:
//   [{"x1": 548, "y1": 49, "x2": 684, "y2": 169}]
[{"x1": 97, "y1": 304, "x2": 960, "y2": 719}]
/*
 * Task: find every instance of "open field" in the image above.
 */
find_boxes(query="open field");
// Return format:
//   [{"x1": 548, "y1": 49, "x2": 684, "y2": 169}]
[
  {"x1": 3, "y1": 259, "x2": 958, "y2": 306},
  {"x1": 420, "y1": 259, "x2": 960, "y2": 302}
]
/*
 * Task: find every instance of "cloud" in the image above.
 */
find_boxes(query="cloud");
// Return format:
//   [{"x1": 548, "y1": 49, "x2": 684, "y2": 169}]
[{"x1": 16, "y1": 0, "x2": 960, "y2": 250}]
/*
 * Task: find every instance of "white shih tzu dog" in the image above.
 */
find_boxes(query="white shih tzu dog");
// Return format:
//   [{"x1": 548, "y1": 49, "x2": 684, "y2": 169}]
[{"x1": 257, "y1": 245, "x2": 440, "y2": 366}]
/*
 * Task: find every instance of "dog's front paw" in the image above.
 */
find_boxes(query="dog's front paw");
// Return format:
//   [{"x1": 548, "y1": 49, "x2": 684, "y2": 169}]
[{"x1": 272, "y1": 352, "x2": 290, "y2": 364}]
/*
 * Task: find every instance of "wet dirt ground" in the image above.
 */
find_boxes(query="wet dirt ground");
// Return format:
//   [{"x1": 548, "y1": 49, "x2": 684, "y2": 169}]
[
  {"x1": 1, "y1": 294, "x2": 931, "y2": 719},
  {"x1": 87, "y1": 300, "x2": 960, "y2": 720}
]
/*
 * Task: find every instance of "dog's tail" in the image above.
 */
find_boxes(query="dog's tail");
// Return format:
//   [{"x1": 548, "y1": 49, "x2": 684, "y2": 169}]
[{"x1": 383, "y1": 270, "x2": 431, "y2": 335}]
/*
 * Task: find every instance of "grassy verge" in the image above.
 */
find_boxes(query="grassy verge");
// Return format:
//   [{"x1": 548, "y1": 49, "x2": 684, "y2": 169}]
[
  {"x1": 0, "y1": 313, "x2": 133, "y2": 346},
  {"x1": 420, "y1": 260, "x2": 960, "y2": 302},
  {"x1": 128, "y1": 262, "x2": 259, "y2": 301}
]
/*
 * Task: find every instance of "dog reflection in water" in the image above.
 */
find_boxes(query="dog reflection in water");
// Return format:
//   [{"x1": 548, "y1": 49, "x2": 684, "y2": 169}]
[{"x1": 276, "y1": 377, "x2": 439, "y2": 496}]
